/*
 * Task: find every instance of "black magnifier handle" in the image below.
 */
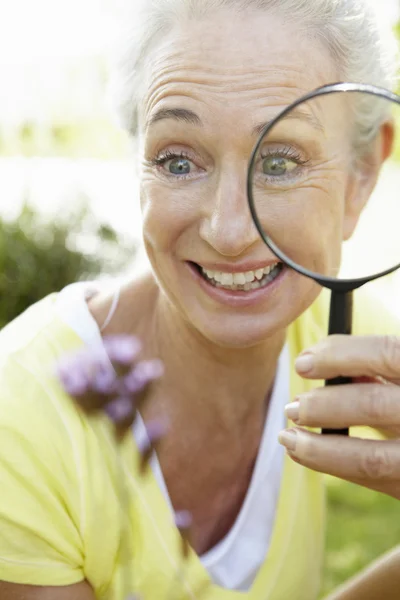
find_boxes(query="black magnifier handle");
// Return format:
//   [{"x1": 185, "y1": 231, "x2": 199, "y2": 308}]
[{"x1": 322, "y1": 290, "x2": 353, "y2": 436}]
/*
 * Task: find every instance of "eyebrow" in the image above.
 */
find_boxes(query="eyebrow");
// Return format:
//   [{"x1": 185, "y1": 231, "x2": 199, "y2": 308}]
[
  {"x1": 146, "y1": 108, "x2": 202, "y2": 129},
  {"x1": 252, "y1": 108, "x2": 325, "y2": 136},
  {"x1": 146, "y1": 106, "x2": 324, "y2": 134}
]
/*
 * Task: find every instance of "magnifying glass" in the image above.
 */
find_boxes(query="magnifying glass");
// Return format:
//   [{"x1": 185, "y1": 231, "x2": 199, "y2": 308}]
[{"x1": 247, "y1": 83, "x2": 400, "y2": 436}]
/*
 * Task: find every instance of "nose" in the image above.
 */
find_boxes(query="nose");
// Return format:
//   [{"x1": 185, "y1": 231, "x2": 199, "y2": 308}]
[{"x1": 199, "y1": 167, "x2": 260, "y2": 257}]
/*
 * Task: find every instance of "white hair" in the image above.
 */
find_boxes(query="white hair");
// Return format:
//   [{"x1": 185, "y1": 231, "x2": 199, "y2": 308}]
[{"x1": 108, "y1": 0, "x2": 399, "y2": 149}]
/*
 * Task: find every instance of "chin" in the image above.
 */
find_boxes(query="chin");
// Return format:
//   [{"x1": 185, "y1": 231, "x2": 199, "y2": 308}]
[
  {"x1": 151, "y1": 255, "x2": 321, "y2": 349},
  {"x1": 181, "y1": 281, "x2": 321, "y2": 350},
  {"x1": 190, "y1": 312, "x2": 289, "y2": 349}
]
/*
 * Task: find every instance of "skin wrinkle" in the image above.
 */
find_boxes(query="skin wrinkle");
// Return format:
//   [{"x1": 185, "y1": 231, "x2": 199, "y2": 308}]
[{"x1": 142, "y1": 72, "x2": 327, "y2": 133}]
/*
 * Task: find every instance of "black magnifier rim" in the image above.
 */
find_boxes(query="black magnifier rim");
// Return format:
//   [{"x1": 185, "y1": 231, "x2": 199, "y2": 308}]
[{"x1": 247, "y1": 82, "x2": 400, "y2": 292}]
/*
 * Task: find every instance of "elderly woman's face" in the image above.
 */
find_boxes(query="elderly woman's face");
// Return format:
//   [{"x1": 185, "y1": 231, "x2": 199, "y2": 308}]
[{"x1": 138, "y1": 9, "x2": 368, "y2": 347}]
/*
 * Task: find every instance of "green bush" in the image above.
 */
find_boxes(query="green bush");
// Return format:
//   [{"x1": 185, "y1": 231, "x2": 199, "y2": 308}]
[
  {"x1": 321, "y1": 477, "x2": 400, "y2": 597},
  {"x1": 0, "y1": 198, "x2": 136, "y2": 329}
]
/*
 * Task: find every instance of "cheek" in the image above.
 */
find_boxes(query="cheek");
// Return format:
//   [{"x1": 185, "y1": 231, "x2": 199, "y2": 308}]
[
  {"x1": 256, "y1": 173, "x2": 346, "y2": 273},
  {"x1": 141, "y1": 180, "x2": 186, "y2": 247},
  {"x1": 140, "y1": 177, "x2": 205, "y2": 254}
]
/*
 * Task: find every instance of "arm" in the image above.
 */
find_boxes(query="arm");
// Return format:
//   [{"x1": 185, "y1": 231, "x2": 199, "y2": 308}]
[
  {"x1": 0, "y1": 359, "x2": 88, "y2": 592},
  {"x1": 324, "y1": 546, "x2": 400, "y2": 600},
  {"x1": 0, "y1": 581, "x2": 95, "y2": 600}
]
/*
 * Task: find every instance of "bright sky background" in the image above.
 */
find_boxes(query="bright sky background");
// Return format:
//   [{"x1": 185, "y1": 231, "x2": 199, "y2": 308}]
[
  {"x1": 0, "y1": 0, "x2": 398, "y2": 63},
  {"x1": 0, "y1": 0, "x2": 396, "y2": 62},
  {"x1": 0, "y1": 0, "x2": 117, "y2": 63}
]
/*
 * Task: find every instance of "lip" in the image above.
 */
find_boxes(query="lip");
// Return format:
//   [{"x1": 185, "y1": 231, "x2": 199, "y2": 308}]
[
  {"x1": 193, "y1": 260, "x2": 281, "y2": 274},
  {"x1": 187, "y1": 261, "x2": 287, "y2": 308}
]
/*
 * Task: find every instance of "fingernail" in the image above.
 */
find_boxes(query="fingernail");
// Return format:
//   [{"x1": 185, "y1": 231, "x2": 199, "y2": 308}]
[
  {"x1": 285, "y1": 401, "x2": 300, "y2": 423},
  {"x1": 295, "y1": 353, "x2": 314, "y2": 374},
  {"x1": 278, "y1": 429, "x2": 297, "y2": 452}
]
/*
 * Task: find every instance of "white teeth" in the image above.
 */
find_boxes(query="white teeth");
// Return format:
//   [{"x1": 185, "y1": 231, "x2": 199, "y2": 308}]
[
  {"x1": 221, "y1": 273, "x2": 234, "y2": 286},
  {"x1": 245, "y1": 272, "x2": 255, "y2": 283},
  {"x1": 255, "y1": 269, "x2": 264, "y2": 281},
  {"x1": 233, "y1": 273, "x2": 246, "y2": 285},
  {"x1": 200, "y1": 263, "x2": 280, "y2": 290}
]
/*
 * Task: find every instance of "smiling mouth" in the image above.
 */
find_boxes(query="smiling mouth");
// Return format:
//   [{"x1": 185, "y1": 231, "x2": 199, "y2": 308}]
[{"x1": 191, "y1": 262, "x2": 284, "y2": 291}]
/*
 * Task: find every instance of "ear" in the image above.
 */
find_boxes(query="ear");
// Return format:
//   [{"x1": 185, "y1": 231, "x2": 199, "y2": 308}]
[{"x1": 343, "y1": 119, "x2": 395, "y2": 241}]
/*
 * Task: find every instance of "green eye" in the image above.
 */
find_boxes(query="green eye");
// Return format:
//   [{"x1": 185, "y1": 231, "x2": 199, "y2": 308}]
[
  {"x1": 168, "y1": 158, "x2": 192, "y2": 175},
  {"x1": 262, "y1": 156, "x2": 298, "y2": 177}
]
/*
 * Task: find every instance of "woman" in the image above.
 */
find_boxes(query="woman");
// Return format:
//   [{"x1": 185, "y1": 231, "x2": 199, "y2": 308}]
[{"x1": 0, "y1": 1, "x2": 400, "y2": 599}]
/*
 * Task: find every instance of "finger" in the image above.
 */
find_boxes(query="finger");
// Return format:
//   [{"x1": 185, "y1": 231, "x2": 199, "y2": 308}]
[
  {"x1": 279, "y1": 428, "x2": 400, "y2": 485},
  {"x1": 296, "y1": 335, "x2": 400, "y2": 382},
  {"x1": 286, "y1": 382, "x2": 400, "y2": 429}
]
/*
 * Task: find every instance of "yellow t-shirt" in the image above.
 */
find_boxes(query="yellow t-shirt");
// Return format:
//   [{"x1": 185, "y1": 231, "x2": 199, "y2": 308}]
[{"x1": 0, "y1": 288, "x2": 398, "y2": 600}]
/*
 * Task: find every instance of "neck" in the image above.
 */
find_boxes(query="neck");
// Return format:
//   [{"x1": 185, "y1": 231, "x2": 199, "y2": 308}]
[{"x1": 131, "y1": 281, "x2": 286, "y2": 435}]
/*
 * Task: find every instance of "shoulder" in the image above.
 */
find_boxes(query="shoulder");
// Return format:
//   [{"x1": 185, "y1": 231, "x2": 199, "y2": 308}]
[
  {"x1": 0, "y1": 293, "x2": 97, "y2": 530},
  {"x1": 0, "y1": 291, "x2": 80, "y2": 361},
  {"x1": 0, "y1": 292, "x2": 90, "y2": 449},
  {"x1": 0, "y1": 294, "x2": 126, "y2": 590}
]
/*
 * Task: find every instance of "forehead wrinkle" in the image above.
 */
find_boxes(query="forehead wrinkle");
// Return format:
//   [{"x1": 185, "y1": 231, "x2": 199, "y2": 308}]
[
  {"x1": 144, "y1": 87, "x2": 325, "y2": 143},
  {"x1": 146, "y1": 56, "x2": 315, "y2": 91},
  {"x1": 143, "y1": 63, "x2": 324, "y2": 126},
  {"x1": 141, "y1": 18, "x2": 338, "y2": 134}
]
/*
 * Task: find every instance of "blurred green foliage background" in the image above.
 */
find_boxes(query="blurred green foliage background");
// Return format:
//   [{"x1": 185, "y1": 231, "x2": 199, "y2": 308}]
[
  {"x1": 321, "y1": 475, "x2": 400, "y2": 597},
  {"x1": 0, "y1": 5, "x2": 399, "y2": 599},
  {"x1": 0, "y1": 201, "x2": 136, "y2": 329}
]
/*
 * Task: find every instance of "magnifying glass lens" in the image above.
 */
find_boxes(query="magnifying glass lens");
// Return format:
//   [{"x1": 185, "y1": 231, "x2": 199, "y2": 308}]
[{"x1": 249, "y1": 89, "x2": 399, "y2": 282}]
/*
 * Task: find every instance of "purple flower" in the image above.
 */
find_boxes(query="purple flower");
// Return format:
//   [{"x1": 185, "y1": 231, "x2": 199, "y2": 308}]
[
  {"x1": 56, "y1": 346, "x2": 118, "y2": 411},
  {"x1": 57, "y1": 358, "x2": 92, "y2": 397},
  {"x1": 124, "y1": 360, "x2": 164, "y2": 394},
  {"x1": 56, "y1": 336, "x2": 165, "y2": 438},
  {"x1": 105, "y1": 397, "x2": 135, "y2": 422},
  {"x1": 91, "y1": 363, "x2": 118, "y2": 395},
  {"x1": 174, "y1": 510, "x2": 193, "y2": 531},
  {"x1": 103, "y1": 335, "x2": 142, "y2": 366}
]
